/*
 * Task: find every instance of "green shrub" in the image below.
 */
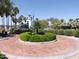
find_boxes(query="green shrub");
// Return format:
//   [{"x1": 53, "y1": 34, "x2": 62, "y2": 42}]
[
  {"x1": 38, "y1": 29, "x2": 45, "y2": 35},
  {"x1": 74, "y1": 29, "x2": 79, "y2": 37},
  {"x1": 20, "y1": 32, "x2": 56, "y2": 42},
  {"x1": 53, "y1": 29, "x2": 58, "y2": 34},
  {"x1": 10, "y1": 28, "x2": 28, "y2": 34},
  {"x1": 20, "y1": 32, "x2": 30, "y2": 41},
  {"x1": 45, "y1": 33, "x2": 56, "y2": 41},
  {"x1": 46, "y1": 29, "x2": 54, "y2": 33},
  {"x1": 29, "y1": 35, "x2": 42, "y2": 42},
  {"x1": 44, "y1": 29, "x2": 57, "y2": 34},
  {"x1": 57, "y1": 29, "x2": 64, "y2": 35},
  {"x1": 0, "y1": 53, "x2": 8, "y2": 59},
  {"x1": 71, "y1": 29, "x2": 76, "y2": 36},
  {"x1": 64, "y1": 29, "x2": 73, "y2": 36}
]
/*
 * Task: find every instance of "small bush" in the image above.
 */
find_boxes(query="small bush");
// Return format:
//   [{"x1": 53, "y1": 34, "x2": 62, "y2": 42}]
[
  {"x1": 20, "y1": 32, "x2": 30, "y2": 41},
  {"x1": 57, "y1": 29, "x2": 64, "y2": 35},
  {"x1": 29, "y1": 35, "x2": 42, "y2": 42},
  {"x1": 71, "y1": 29, "x2": 76, "y2": 36},
  {"x1": 44, "y1": 29, "x2": 57, "y2": 34},
  {"x1": 10, "y1": 28, "x2": 27, "y2": 34},
  {"x1": 74, "y1": 29, "x2": 79, "y2": 37},
  {"x1": 53, "y1": 29, "x2": 58, "y2": 34},
  {"x1": 20, "y1": 32, "x2": 56, "y2": 42},
  {"x1": 38, "y1": 29, "x2": 45, "y2": 35},
  {"x1": 0, "y1": 53, "x2": 8, "y2": 59},
  {"x1": 64, "y1": 29, "x2": 73, "y2": 36},
  {"x1": 44, "y1": 33, "x2": 56, "y2": 41}
]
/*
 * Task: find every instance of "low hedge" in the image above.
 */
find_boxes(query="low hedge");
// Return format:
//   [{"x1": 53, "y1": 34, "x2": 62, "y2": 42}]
[
  {"x1": 20, "y1": 32, "x2": 56, "y2": 42},
  {"x1": 10, "y1": 28, "x2": 30, "y2": 34},
  {"x1": 57, "y1": 29, "x2": 64, "y2": 35},
  {"x1": 20, "y1": 32, "x2": 30, "y2": 41},
  {"x1": 38, "y1": 29, "x2": 45, "y2": 35},
  {"x1": 57, "y1": 29, "x2": 76, "y2": 36},
  {"x1": 44, "y1": 29, "x2": 57, "y2": 34},
  {"x1": 74, "y1": 29, "x2": 79, "y2": 37},
  {"x1": 64, "y1": 29, "x2": 74, "y2": 36},
  {"x1": 44, "y1": 33, "x2": 56, "y2": 41}
]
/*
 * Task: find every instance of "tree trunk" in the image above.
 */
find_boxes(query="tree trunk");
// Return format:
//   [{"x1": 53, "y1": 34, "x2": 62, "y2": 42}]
[
  {"x1": 15, "y1": 16, "x2": 17, "y2": 29},
  {"x1": 2, "y1": 16, "x2": 5, "y2": 29},
  {"x1": 15, "y1": 23, "x2": 17, "y2": 28},
  {"x1": 36, "y1": 28, "x2": 39, "y2": 34},
  {"x1": 6, "y1": 16, "x2": 9, "y2": 31},
  {"x1": 11, "y1": 19, "x2": 12, "y2": 29}
]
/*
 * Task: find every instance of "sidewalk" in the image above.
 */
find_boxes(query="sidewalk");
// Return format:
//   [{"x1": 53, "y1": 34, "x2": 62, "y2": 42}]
[{"x1": 0, "y1": 35, "x2": 79, "y2": 59}]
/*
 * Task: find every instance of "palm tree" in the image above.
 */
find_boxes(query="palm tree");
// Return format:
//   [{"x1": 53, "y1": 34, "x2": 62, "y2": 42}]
[
  {"x1": 34, "y1": 18, "x2": 41, "y2": 33},
  {"x1": 0, "y1": 0, "x2": 5, "y2": 29},
  {"x1": 0, "y1": 0, "x2": 13, "y2": 31},
  {"x1": 60, "y1": 19, "x2": 64, "y2": 23},
  {"x1": 5, "y1": 1, "x2": 13, "y2": 31},
  {"x1": 68, "y1": 19, "x2": 73, "y2": 29},
  {"x1": 11, "y1": 16, "x2": 18, "y2": 28},
  {"x1": 11, "y1": 7, "x2": 19, "y2": 28},
  {"x1": 0, "y1": 7, "x2": 4, "y2": 28},
  {"x1": 18, "y1": 15, "x2": 24, "y2": 24},
  {"x1": 75, "y1": 18, "x2": 79, "y2": 29},
  {"x1": 24, "y1": 17, "x2": 27, "y2": 23}
]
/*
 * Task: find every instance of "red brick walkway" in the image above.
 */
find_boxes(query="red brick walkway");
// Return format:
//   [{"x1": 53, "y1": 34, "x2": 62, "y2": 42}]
[{"x1": 0, "y1": 35, "x2": 79, "y2": 57}]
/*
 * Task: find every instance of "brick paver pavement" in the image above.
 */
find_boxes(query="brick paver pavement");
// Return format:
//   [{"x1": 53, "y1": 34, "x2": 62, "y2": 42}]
[{"x1": 0, "y1": 35, "x2": 79, "y2": 58}]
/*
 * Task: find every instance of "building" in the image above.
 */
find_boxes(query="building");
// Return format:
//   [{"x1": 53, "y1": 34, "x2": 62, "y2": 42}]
[
  {"x1": 20, "y1": 15, "x2": 34, "y2": 29},
  {"x1": 48, "y1": 20, "x2": 53, "y2": 28}
]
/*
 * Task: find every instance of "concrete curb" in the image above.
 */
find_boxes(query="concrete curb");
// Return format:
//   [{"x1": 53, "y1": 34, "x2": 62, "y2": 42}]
[{"x1": 18, "y1": 39, "x2": 57, "y2": 45}]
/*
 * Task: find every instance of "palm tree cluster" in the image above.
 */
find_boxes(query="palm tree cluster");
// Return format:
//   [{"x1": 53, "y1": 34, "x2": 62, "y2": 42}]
[
  {"x1": 68, "y1": 18, "x2": 79, "y2": 29},
  {"x1": 47, "y1": 17, "x2": 79, "y2": 29},
  {"x1": 0, "y1": 0, "x2": 20, "y2": 31}
]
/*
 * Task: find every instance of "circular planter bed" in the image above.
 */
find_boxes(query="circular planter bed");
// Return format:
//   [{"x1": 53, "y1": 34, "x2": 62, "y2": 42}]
[{"x1": 20, "y1": 32, "x2": 56, "y2": 42}]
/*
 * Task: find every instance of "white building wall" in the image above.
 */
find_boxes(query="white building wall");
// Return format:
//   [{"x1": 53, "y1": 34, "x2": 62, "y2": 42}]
[{"x1": 26, "y1": 20, "x2": 32, "y2": 29}]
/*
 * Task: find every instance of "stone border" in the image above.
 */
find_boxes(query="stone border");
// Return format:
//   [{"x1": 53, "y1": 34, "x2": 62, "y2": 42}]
[
  {"x1": 18, "y1": 38, "x2": 57, "y2": 45},
  {"x1": 18, "y1": 35, "x2": 79, "y2": 45}
]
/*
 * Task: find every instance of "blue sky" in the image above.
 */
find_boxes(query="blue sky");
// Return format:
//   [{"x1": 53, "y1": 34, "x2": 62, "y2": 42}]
[{"x1": 13, "y1": 0, "x2": 79, "y2": 20}]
